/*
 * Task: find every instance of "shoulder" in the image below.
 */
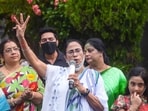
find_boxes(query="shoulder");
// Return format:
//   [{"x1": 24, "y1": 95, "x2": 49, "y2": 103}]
[
  {"x1": 46, "y1": 64, "x2": 68, "y2": 72},
  {"x1": 85, "y1": 68, "x2": 100, "y2": 75},
  {"x1": 0, "y1": 66, "x2": 4, "y2": 72},
  {"x1": 57, "y1": 50, "x2": 65, "y2": 58},
  {"x1": 110, "y1": 67, "x2": 123, "y2": 72},
  {"x1": 21, "y1": 66, "x2": 38, "y2": 74},
  {"x1": 22, "y1": 65, "x2": 34, "y2": 70},
  {"x1": 0, "y1": 66, "x2": 7, "y2": 76},
  {"x1": 107, "y1": 67, "x2": 125, "y2": 76},
  {"x1": 111, "y1": 95, "x2": 130, "y2": 110},
  {"x1": 84, "y1": 68, "x2": 101, "y2": 81}
]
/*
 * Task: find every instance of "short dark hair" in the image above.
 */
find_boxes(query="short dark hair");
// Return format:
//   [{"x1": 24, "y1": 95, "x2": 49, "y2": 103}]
[
  {"x1": 63, "y1": 39, "x2": 84, "y2": 55},
  {"x1": 39, "y1": 27, "x2": 58, "y2": 40}
]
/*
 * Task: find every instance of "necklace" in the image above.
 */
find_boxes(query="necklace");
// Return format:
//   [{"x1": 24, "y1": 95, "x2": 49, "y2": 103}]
[{"x1": 4, "y1": 65, "x2": 21, "y2": 74}]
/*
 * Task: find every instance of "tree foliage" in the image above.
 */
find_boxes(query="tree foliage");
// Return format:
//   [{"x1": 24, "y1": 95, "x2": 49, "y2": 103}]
[
  {"x1": 64, "y1": 0, "x2": 148, "y2": 72},
  {"x1": 0, "y1": 0, "x2": 148, "y2": 73}
]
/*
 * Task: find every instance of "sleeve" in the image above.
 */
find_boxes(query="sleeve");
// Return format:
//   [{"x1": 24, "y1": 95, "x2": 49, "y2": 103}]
[
  {"x1": 119, "y1": 71, "x2": 127, "y2": 94},
  {"x1": 95, "y1": 73, "x2": 108, "y2": 111},
  {"x1": 111, "y1": 95, "x2": 127, "y2": 111}
]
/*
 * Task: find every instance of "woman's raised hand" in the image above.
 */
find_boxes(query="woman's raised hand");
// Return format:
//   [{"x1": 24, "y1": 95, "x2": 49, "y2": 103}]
[{"x1": 13, "y1": 13, "x2": 30, "y2": 39}]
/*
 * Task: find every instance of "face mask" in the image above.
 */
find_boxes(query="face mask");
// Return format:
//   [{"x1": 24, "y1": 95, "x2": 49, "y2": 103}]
[
  {"x1": 41, "y1": 42, "x2": 57, "y2": 54},
  {"x1": 75, "y1": 57, "x2": 85, "y2": 72},
  {"x1": 67, "y1": 57, "x2": 85, "y2": 72}
]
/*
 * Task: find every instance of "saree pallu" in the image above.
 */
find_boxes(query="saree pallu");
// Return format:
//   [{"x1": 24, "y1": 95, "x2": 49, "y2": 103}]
[{"x1": 0, "y1": 66, "x2": 44, "y2": 111}]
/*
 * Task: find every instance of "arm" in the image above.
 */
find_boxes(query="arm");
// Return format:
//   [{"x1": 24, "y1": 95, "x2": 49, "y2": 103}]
[
  {"x1": 68, "y1": 74, "x2": 105, "y2": 111},
  {"x1": 14, "y1": 13, "x2": 46, "y2": 78},
  {"x1": 85, "y1": 73, "x2": 108, "y2": 111},
  {"x1": 77, "y1": 85, "x2": 104, "y2": 111},
  {"x1": 85, "y1": 92, "x2": 104, "y2": 111}
]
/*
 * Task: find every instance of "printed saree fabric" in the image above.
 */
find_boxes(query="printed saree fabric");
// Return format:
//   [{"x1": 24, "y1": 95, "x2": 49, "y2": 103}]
[
  {"x1": 0, "y1": 66, "x2": 44, "y2": 111},
  {"x1": 111, "y1": 95, "x2": 148, "y2": 111}
]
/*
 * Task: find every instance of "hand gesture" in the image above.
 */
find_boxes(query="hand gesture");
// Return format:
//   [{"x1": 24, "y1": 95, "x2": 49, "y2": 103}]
[
  {"x1": 130, "y1": 92, "x2": 142, "y2": 109},
  {"x1": 13, "y1": 13, "x2": 30, "y2": 39},
  {"x1": 21, "y1": 88, "x2": 34, "y2": 101},
  {"x1": 68, "y1": 74, "x2": 86, "y2": 93}
]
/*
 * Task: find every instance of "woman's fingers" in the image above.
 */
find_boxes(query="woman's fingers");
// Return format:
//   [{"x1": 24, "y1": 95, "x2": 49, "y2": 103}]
[
  {"x1": 13, "y1": 13, "x2": 30, "y2": 27},
  {"x1": 13, "y1": 16, "x2": 21, "y2": 25},
  {"x1": 24, "y1": 15, "x2": 30, "y2": 26},
  {"x1": 20, "y1": 13, "x2": 24, "y2": 24}
]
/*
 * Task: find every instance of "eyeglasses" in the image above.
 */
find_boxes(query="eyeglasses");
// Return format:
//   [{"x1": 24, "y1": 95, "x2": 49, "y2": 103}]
[
  {"x1": 66, "y1": 48, "x2": 82, "y2": 56},
  {"x1": 40, "y1": 37, "x2": 56, "y2": 43},
  {"x1": 4, "y1": 47, "x2": 20, "y2": 54}
]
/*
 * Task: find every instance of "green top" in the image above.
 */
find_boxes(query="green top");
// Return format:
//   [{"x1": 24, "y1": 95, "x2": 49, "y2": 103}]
[{"x1": 101, "y1": 67, "x2": 127, "y2": 111}]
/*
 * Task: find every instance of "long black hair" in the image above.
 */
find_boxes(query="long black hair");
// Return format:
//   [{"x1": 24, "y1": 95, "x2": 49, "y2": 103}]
[{"x1": 85, "y1": 38, "x2": 110, "y2": 65}]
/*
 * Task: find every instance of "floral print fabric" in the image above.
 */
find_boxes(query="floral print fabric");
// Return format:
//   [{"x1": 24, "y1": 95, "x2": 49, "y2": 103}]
[
  {"x1": 0, "y1": 66, "x2": 44, "y2": 111},
  {"x1": 111, "y1": 95, "x2": 148, "y2": 111}
]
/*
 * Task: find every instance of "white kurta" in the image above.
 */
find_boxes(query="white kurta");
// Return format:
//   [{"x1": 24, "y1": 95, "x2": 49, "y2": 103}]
[{"x1": 41, "y1": 65, "x2": 108, "y2": 111}]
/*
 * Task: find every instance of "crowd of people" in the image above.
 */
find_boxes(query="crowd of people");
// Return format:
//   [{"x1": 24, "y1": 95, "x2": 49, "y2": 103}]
[{"x1": 0, "y1": 13, "x2": 148, "y2": 111}]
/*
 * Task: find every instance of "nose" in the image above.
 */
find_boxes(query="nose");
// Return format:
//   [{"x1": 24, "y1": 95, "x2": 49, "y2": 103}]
[
  {"x1": 46, "y1": 39, "x2": 50, "y2": 42},
  {"x1": 85, "y1": 51, "x2": 89, "y2": 55},
  {"x1": 11, "y1": 49, "x2": 17, "y2": 53},
  {"x1": 134, "y1": 85, "x2": 140, "y2": 91},
  {"x1": 73, "y1": 51, "x2": 78, "y2": 56}
]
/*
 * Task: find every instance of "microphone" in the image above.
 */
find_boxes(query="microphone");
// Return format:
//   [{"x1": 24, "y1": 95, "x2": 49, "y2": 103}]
[{"x1": 68, "y1": 60, "x2": 76, "y2": 89}]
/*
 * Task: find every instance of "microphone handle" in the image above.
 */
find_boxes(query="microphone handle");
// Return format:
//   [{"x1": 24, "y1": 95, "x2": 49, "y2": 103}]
[{"x1": 69, "y1": 79, "x2": 74, "y2": 89}]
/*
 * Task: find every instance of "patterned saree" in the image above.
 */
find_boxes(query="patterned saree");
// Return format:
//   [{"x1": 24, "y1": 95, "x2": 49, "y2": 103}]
[{"x1": 0, "y1": 66, "x2": 44, "y2": 111}]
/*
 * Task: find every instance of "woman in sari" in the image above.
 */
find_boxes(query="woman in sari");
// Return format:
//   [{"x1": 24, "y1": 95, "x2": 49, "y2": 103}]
[
  {"x1": 0, "y1": 37, "x2": 44, "y2": 111},
  {"x1": 84, "y1": 38, "x2": 127, "y2": 111}
]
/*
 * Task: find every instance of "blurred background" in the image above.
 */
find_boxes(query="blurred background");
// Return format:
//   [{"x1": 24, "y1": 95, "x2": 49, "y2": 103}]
[{"x1": 0, "y1": 0, "x2": 148, "y2": 73}]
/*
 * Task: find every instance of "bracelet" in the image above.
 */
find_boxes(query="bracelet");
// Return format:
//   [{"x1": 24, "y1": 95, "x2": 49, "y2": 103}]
[{"x1": 81, "y1": 88, "x2": 90, "y2": 97}]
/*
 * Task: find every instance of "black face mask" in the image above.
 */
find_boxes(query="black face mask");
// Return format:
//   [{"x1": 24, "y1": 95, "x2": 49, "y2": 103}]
[{"x1": 41, "y1": 42, "x2": 57, "y2": 54}]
